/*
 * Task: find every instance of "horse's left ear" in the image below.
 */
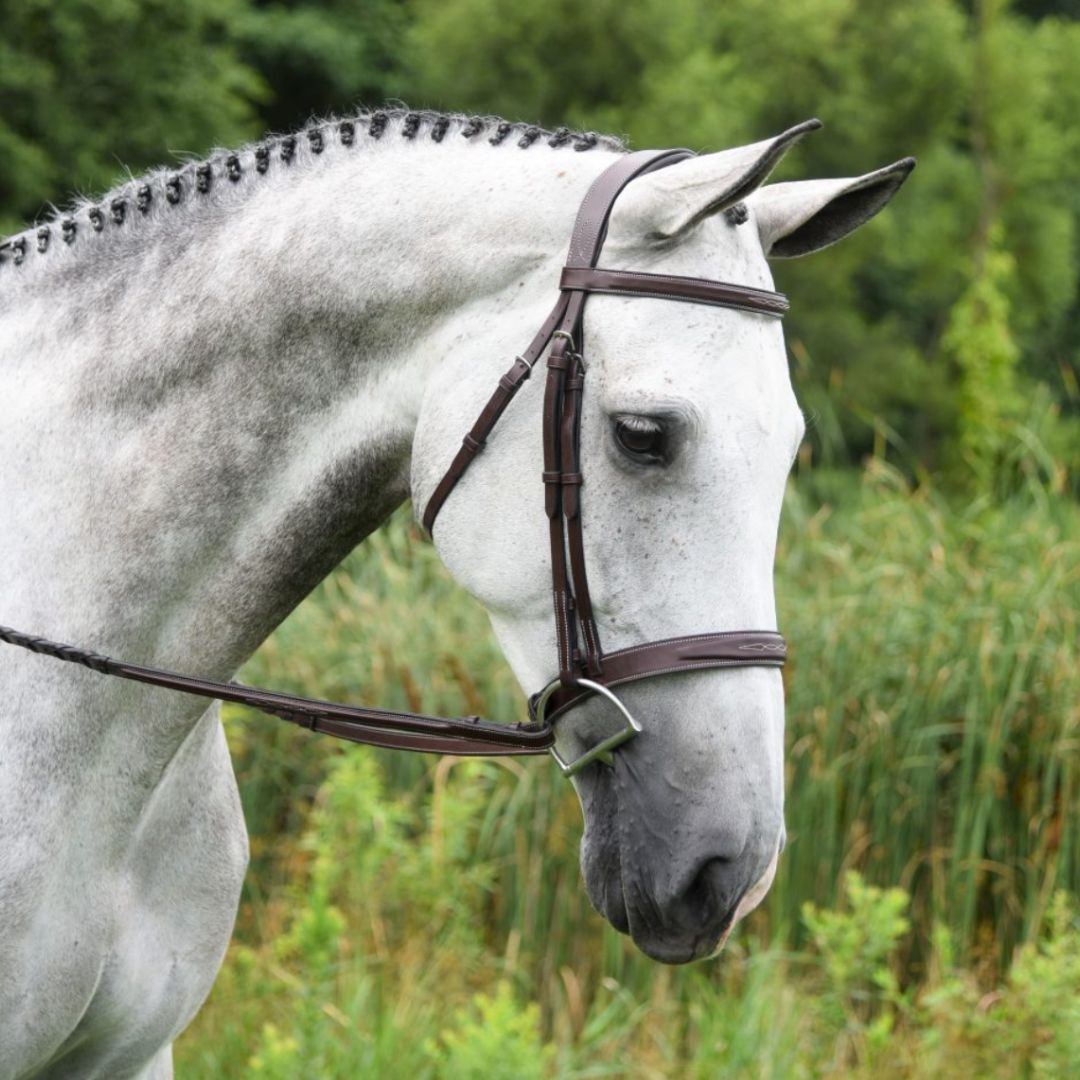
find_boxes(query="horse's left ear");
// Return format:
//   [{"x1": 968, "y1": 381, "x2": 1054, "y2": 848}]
[
  {"x1": 748, "y1": 158, "x2": 916, "y2": 258},
  {"x1": 612, "y1": 119, "x2": 823, "y2": 242}
]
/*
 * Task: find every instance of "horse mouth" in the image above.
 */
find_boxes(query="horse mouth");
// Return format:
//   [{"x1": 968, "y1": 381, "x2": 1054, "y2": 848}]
[
  {"x1": 635, "y1": 851, "x2": 779, "y2": 963},
  {"x1": 584, "y1": 823, "x2": 782, "y2": 964},
  {"x1": 573, "y1": 708, "x2": 785, "y2": 964}
]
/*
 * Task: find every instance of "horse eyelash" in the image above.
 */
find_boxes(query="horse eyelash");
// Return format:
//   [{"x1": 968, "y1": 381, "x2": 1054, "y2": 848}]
[{"x1": 615, "y1": 414, "x2": 664, "y2": 434}]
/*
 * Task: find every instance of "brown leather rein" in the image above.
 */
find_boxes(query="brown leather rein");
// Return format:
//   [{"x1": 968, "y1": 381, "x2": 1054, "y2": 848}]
[{"x1": 0, "y1": 148, "x2": 787, "y2": 776}]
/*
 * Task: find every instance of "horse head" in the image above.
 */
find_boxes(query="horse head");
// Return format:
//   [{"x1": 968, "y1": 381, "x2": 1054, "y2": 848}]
[{"x1": 419, "y1": 123, "x2": 913, "y2": 962}]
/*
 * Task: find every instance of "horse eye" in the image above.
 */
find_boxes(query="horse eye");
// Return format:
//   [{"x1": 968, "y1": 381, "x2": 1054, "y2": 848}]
[{"x1": 613, "y1": 416, "x2": 667, "y2": 463}]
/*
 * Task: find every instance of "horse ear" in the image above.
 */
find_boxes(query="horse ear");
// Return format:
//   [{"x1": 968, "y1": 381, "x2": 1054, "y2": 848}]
[
  {"x1": 748, "y1": 158, "x2": 916, "y2": 258},
  {"x1": 615, "y1": 119, "x2": 823, "y2": 241}
]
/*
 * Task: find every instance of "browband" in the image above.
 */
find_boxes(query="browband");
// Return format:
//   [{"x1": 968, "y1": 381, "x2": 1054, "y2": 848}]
[{"x1": 558, "y1": 267, "x2": 790, "y2": 317}]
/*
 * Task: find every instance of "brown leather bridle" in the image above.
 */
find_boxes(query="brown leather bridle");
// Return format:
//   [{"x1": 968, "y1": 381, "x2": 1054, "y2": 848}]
[{"x1": 0, "y1": 148, "x2": 787, "y2": 776}]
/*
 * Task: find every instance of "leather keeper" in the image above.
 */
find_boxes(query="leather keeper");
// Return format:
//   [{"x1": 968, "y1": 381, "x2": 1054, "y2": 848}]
[{"x1": 509, "y1": 356, "x2": 533, "y2": 381}]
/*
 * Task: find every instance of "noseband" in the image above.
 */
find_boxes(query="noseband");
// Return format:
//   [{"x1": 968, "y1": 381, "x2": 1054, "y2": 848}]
[{"x1": 0, "y1": 148, "x2": 786, "y2": 776}]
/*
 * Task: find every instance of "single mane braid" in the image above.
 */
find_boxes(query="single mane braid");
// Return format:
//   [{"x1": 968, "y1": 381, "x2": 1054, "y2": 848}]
[{"x1": 0, "y1": 107, "x2": 622, "y2": 273}]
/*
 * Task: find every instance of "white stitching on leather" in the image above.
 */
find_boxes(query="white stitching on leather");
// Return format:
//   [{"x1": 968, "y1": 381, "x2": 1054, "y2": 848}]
[{"x1": 605, "y1": 631, "x2": 781, "y2": 661}]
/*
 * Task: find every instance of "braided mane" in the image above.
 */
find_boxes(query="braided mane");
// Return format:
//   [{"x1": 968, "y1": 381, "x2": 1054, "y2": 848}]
[{"x1": 0, "y1": 107, "x2": 625, "y2": 270}]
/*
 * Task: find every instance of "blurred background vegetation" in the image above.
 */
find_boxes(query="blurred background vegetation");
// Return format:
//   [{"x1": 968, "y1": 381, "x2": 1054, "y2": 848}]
[{"x1": 3, "y1": 0, "x2": 1079, "y2": 1074}]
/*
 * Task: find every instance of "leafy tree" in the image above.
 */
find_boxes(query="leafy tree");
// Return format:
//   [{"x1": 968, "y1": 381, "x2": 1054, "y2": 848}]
[
  {"x1": 231, "y1": 0, "x2": 408, "y2": 136},
  {"x1": 404, "y1": 0, "x2": 1080, "y2": 483},
  {"x1": 0, "y1": 0, "x2": 266, "y2": 233}
]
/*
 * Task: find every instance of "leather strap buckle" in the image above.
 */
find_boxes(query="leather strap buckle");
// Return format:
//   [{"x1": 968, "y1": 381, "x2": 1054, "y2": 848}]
[{"x1": 533, "y1": 677, "x2": 642, "y2": 776}]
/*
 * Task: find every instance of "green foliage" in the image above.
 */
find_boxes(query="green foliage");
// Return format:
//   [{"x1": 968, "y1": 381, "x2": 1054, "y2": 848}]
[
  {"x1": 937, "y1": 209, "x2": 1079, "y2": 500},
  {"x1": 0, "y1": 0, "x2": 267, "y2": 233},
  {"x1": 802, "y1": 872, "x2": 911, "y2": 1068},
  {"x1": 916, "y1": 893, "x2": 1080, "y2": 1078},
  {"x1": 404, "y1": 0, "x2": 663, "y2": 126},
  {"x1": 247, "y1": 1023, "x2": 302, "y2": 1078},
  {"x1": 424, "y1": 983, "x2": 555, "y2": 1080},
  {"x1": 231, "y1": 0, "x2": 407, "y2": 135},
  {"x1": 1000, "y1": 893, "x2": 1080, "y2": 1077},
  {"x1": 683, "y1": 947, "x2": 807, "y2": 1078}
]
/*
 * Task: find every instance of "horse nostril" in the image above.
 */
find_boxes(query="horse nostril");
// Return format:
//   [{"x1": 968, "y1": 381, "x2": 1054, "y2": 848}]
[{"x1": 679, "y1": 856, "x2": 745, "y2": 927}]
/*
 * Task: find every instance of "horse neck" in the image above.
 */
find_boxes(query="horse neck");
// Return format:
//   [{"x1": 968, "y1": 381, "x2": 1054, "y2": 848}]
[{"x1": 0, "y1": 132, "x2": 615, "y2": 735}]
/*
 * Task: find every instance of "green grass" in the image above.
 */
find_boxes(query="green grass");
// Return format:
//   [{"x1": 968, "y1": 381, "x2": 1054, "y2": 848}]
[{"x1": 174, "y1": 466, "x2": 1080, "y2": 1076}]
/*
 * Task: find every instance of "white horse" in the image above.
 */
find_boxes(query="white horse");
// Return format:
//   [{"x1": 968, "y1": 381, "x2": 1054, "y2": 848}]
[{"x1": 0, "y1": 109, "x2": 911, "y2": 1077}]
